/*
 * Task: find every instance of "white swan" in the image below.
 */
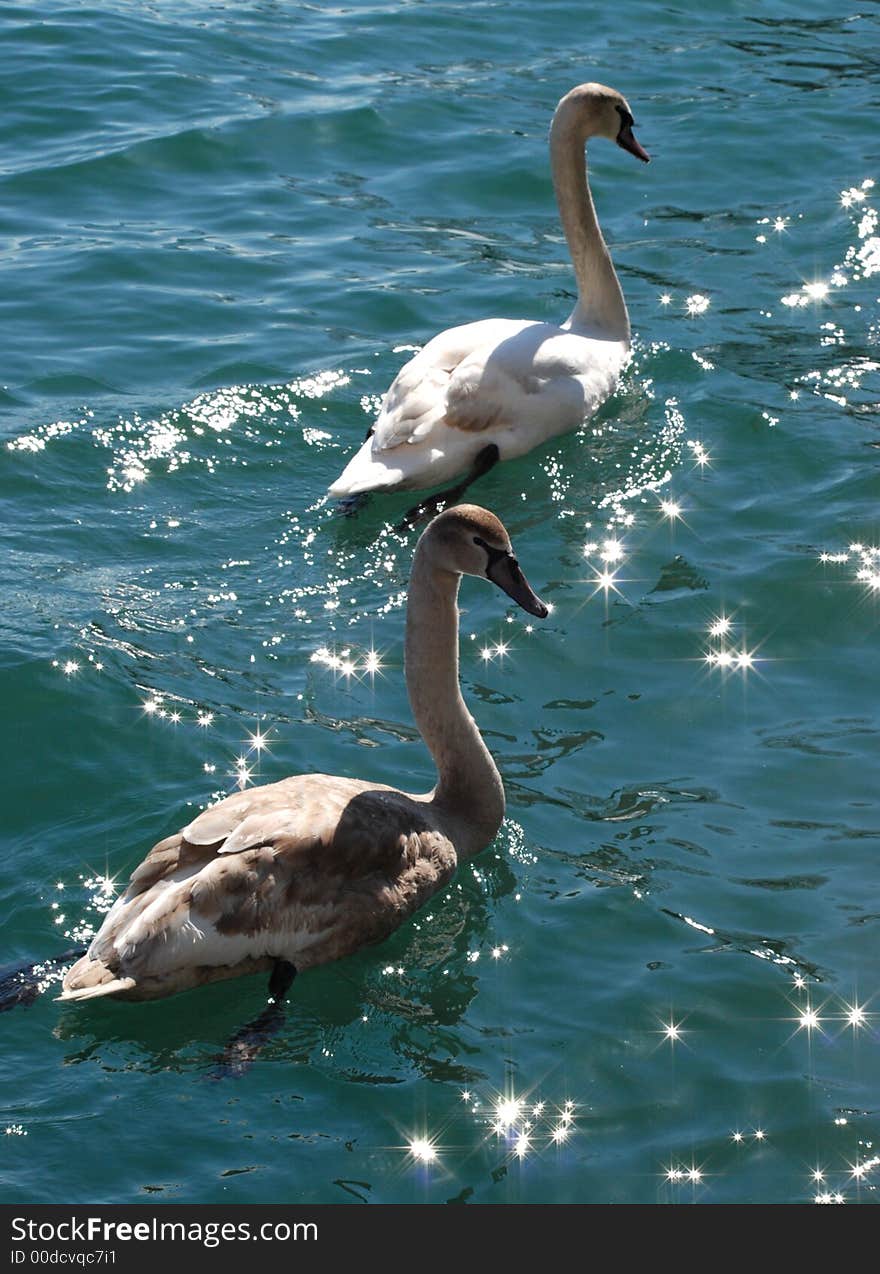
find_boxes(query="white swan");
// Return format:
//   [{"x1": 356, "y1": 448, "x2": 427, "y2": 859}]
[
  {"x1": 60, "y1": 506, "x2": 547, "y2": 1006},
  {"x1": 328, "y1": 82, "x2": 649, "y2": 504}
]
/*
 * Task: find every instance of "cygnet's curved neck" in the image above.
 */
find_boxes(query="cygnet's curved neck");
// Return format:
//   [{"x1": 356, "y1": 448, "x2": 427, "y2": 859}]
[
  {"x1": 405, "y1": 547, "x2": 505, "y2": 858},
  {"x1": 550, "y1": 106, "x2": 630, "y2": 343}
]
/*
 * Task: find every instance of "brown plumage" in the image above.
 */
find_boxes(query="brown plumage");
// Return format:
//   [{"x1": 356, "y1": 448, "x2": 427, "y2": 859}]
[{"x1": 60, "y1": 506, "x2": 547, "y2": 1004}]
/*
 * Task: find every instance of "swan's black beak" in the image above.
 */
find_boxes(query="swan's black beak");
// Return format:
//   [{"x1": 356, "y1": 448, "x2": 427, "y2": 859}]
[
  {"x1": 617, "y1": 120, "x2": 650, "y2": 163},
  {"x1": 487, "y1": 552, "x2": 549, "y2": 619}
]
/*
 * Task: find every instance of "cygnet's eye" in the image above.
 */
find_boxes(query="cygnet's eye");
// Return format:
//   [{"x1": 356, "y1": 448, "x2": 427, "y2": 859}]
[{"x1": 472, "y1": 533, "x2": 509, "y2": 576}]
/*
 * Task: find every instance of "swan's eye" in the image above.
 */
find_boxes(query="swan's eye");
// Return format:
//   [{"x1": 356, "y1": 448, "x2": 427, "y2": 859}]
[{"x1": 615, "y1": 104, "x2": 635, "y2": 129}]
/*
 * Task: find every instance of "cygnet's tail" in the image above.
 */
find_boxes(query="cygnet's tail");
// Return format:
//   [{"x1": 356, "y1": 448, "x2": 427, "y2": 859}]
[{"x1": 57, "y1": 952, "x2": 136, "y2": 1002}]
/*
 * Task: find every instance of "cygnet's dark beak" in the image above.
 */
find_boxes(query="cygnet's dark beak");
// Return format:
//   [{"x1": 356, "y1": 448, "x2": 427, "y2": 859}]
[
  {"x1": 617, "y1": 118, "x2": 650, "y2": 163},
  {"x1": 487, "y1": 551, "x2": 549, "y2": 619}
]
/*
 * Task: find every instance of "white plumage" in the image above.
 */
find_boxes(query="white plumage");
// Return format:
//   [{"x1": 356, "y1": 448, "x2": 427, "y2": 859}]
[{"x1": 328, "y1": 82, "x2": 649, "y2": 499}]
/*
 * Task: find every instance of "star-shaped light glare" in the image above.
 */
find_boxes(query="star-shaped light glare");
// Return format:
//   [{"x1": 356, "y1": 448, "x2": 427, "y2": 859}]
[
  {"x1": 363, "y1": 649, "x2": 383, "y2": 676},
  {"x1": 803, "y1": 280, "x2": 830, "y2": 300},
  {"x1": 708, "y1": 616, "x2": 732, "y2": 638},
  {"x1": 796, "y1": 1005, "x2": 824, "y2": 1034},
  {"x1": 513, "y1": 1133, "x2": 531, "y2": 1159},
  {"x1": 247, "y1": 727, "x2": 272, "y2": 754},
  {"x1": 660, "y1": 499, "x2": 682, "y2": 521},
  {"x1": 495, "y1": 1097, "x2": 524, "y2": 1130},
  {"x1": 843, "y1": 1001, "x2": 869, "y2": 1030},
  {"x1": 233, "y1": 756, "x2": 253, "y2": 788},
  {"x1": 687, "y1": 440, "x2": 712, "y2": 470},
  {"x1": 408, "y1": 1137, "x2": 437, "y2": 1164},
  {"x1": 685, "y1": 293, "x2": 710, "y2": 316}
]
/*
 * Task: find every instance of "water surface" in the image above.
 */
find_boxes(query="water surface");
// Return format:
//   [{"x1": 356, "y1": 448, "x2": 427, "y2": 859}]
[{"x1": 2, "y1": 0, "x2": 879, "y2": 1205}]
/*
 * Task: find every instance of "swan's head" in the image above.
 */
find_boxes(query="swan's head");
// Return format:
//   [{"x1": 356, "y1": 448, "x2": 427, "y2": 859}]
[
  {"x1": 556, "y1": 82, "x2": 650, "y2": 163},
  {"x1": 420, "y1": 505, "x2": 549, "y2": 619}
]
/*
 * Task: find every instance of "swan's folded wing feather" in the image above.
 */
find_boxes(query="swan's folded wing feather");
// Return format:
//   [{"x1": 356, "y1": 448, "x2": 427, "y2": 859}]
[
  {"x1": 372, "y1": 355, "x2": 455, "y2": 450},
  {"x1": 371, "y1": 318, "x2": 539, "y2": 451},
  {"x1": 371, "y1": 319, "x2": 611, "y2": 452}
]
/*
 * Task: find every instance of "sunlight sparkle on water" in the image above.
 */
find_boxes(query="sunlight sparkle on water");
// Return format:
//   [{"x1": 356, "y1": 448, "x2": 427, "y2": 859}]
[
  {"x1": 845, "y1": 1003, "x2": 867, "y2": 1029},
  {"x1": 513, "y1": 1133, "x2": 531, "y2": 1160},
  {"x1": 247, "y1": 727, "x2": 271, "y2": 754},
  {"x1": 685, "y1": 294, "x2": 710, "y2": 316},
  {"x1": 591, "y1": 568, "x2": 620, "y2": 598},
  {"x1": 495, "y1": 1097, "x2": 524, "y2": 1130},
  {"x1": 408, "y1": 1137, "x2": 437, "y2": 1164},
  {"x1": 232, "y1": 757, "x2": 253, "y2": 788},
  {"x1": 363, "y1": 648, "x2": 383, "y2": 676},
  {"x1": 797, "y1": 1006, "x2": 823, "y2": 1033},
  {"x1": 687, "y1": 439, "x2": 711, "y2": 469},
  {"x1": 818, "y1": 542, "x2": 880, "y2": 597},
  {"x1": 704, "y1": 645, "x2": 759, "y2": 675}
]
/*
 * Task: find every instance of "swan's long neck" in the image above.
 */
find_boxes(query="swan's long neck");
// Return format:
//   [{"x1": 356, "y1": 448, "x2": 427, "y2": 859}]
[
  {"x1": 550, "y1": 110, "x2": 630, "y2": 343},
  {"x1": 405, "y1": 548, "x2": 505, "y2": 858}
]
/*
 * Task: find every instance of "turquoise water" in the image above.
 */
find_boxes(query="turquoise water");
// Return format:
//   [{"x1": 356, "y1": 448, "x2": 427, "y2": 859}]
[{"x1": 2, "y1": 0, "x2": 879, "y2": 1205}]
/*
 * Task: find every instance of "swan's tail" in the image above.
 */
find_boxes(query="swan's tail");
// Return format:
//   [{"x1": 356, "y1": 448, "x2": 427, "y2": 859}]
[
  {"x1": 57, "y1": 953, "x2": 136, "y2": 1003},
  {"x1": 327, "y1": 437, "x2": 404, "y2": 498}
]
